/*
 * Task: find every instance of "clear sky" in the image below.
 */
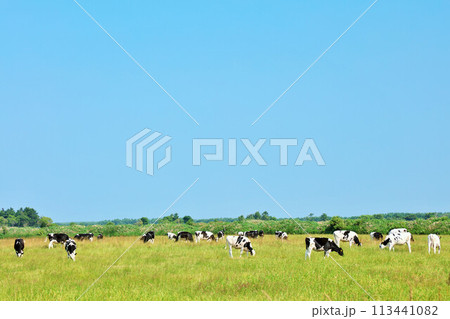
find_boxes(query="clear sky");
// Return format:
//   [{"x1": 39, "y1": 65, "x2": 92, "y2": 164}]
[{"x1": 1, "y1": 1, "x2": 449, "y2": 222}]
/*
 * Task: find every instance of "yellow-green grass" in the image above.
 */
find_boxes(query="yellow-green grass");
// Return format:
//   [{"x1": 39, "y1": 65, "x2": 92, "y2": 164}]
[{"x1": 0, "y1": 235, "x2": 448, "y2": 301}]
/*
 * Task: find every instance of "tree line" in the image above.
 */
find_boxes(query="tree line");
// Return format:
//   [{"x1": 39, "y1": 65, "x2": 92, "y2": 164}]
[
  {"x1": 0, "y1": 207, "x2": 52, "y2": 228},
  {"x1": 1, "y1": 207, "x2": 449, "y2": 229}
]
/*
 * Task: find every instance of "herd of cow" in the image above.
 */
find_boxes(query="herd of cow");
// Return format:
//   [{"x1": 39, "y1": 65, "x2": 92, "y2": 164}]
[{"x1": 11, "y1": 228, "x2": 442, "y2": 261}]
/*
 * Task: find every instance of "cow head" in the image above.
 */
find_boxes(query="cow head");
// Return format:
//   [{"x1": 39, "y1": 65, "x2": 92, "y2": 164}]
[
  {"x1": 336, "y1": 246, "x2": 344, "y2": 256},
  {"x1": 258, "y1": 230, "x2": 264, "y2": 237},
  {"x1": 244, "y1": 242, "x2": 256, "y2": 256},
  {"x1": 353, "y1": 235, "x2": 362, "y2": 246},
  {"x1": 16, "y1": 251, "x2": 24, "y2": 257},
  {"x1": 379, "y1": 237, "x2": 391, "y2": 249}
]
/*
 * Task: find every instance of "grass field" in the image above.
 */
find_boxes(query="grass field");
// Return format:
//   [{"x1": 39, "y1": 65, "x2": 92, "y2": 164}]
[{"x1": 0, "y1": 235, "x2": 448, "y2": 301}]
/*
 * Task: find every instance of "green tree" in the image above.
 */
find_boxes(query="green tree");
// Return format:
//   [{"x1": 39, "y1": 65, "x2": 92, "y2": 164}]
[
  {"x1": 326, "y1": 216, "x2": 345, "y2": 232},
  {"x1": 140, "y1": 217, "x2": 149, "y2": 225},
  {"x1": 38, "y1": 216, "x2": 53, "y2": 228},
  {"x1": 237, "y1": 215, "x2": 245, "y2": 222},
  {"x1": 183, "y1": 215, "x2": 193, "y2": 224},
  {"x1": 319, "y1": 213, "x2": 329, "y2": 221}
]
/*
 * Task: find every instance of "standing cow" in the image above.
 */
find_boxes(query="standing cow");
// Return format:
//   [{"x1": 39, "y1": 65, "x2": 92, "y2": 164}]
[
  {"x1": 176, "y1": 231, "x2": 194, "y2": 242},
  {"x1": 333, "y1": 230, "x2": 361, "y2": 248},
  {"x1": 74, "y1": 233, "x2": 94, "y2": 241},
  {"x1": 305, "y1": 237, "x2": 344, "y2": 259},
  {"x1": 244, "y1": 230, "x2": 264, "y2": 238},
  {"x1": 47, "y1": 233, "x2": 69, "y2": 249},
  {"x1": 275, "y1": 231, "x2": 288, "y2": 240},
  {"x1": 14, "y1": 238, "x2": 25, "y2": 257},
  {"x1": 217, "y1": 229, "x2": 225, "y2": 241},
  {"x1": 195, "y1": 231, "x2": 216, "y2": 243},
  {"x1": 141, "y1": 231, "x2": 155, "y2": 244},
  {"x1": 379, "y1": 231, "x2": 412, "y2": 253},
  {"x1": 370, "y1": 232, "x2": 383, "y2": 240},
  {"x1": 225, "y1": 236, "x2": 255, "y2": 258},
  {"x1": 428, "y1": 234, "x2": 441, "y2": 254},
  {"x1": 65, "y1": 239, "x2": 77, "y2": 261}
]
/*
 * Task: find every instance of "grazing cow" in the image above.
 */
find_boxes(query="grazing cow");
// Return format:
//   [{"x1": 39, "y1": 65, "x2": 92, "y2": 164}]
[
  {"x1": 47, "y1": 233, "x2": 69, "y2": 248},
  {"x1": 64, "y1": 239, "x2": 77, "y2": 261},
  {"x1": 333, "y1": 230, "x2": 361, "y2": 248},
  {"x1": 97, "y1": 233, "x2": 104, "y2": 240},
  {"x1": 244, "y1": 230, "x2": 260, "y2": 238},
  {"x1": 275, "y1": 231, "x2": 288, "y2": 240},
  {"x1": 370, "y1": 232, "x2": 383, "y2": 240},
  {"x1": 226, "y1": 236, "x2": 255, "y2": 258},
  {"x1": 176, "y1": 231, "x2": 194, "y2": 242},
  {"x1": 74, "y1": 233, "x2": 94, "y2": 241},
  {"x1": 305, "y1": 237, "x2": 344, "y2": 259},
  {"x1": 379, "y1": 231, "x2": 412, "y2": 253},
  {"x1": 428, "y1": 234, "x2": 441, "y2": 254},
  {"x1": 195, "y1": 231, "x2": 216, "y2": 243},
  {"x1": 237, "y1": 231, "x2": 244, "y2": 236},
  {"x1": 167, "y1": 232, "x2": 177, "y2": 240},
  {"x1": 217, "y1": 229, "x2": 225, "y2": 240},
  {"x1": 141, "y1": 231, "x2": 155, "y2": 244},
  {"x1": 14, "y1": 238, "x2": 24, "y2": 257}
]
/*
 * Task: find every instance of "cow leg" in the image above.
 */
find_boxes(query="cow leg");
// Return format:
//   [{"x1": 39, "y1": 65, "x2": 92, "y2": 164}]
[
  {"x1": 407, "y1": 241, "x2": 411, "y2": 253},
  {"x1": 433, "y1": 244, "x2": 436, "y2": 254},
  {"x1": 428, "y1": 241, "x2": 431, "y2": 254},
  {"x1": 240, "y1": 247, "x2": 244, "y2": 258},
  {"x1": 227, "y1": 242, "x2": 233, "y2": 258},
  {"x1": 305, "y1": 248, "x2": 311, "y2": 260},
  {"x1": 349, "y1": 240, "x2": 352, "y2": 248},
  {"x1": 438, "y1": 244, "x2": 440, "y2": 254}
]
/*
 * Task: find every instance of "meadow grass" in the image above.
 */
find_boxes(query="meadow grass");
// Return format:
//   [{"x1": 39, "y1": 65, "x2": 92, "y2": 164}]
[{"x1": 0, "y1": 235, "x2": 448, "y2": 301}]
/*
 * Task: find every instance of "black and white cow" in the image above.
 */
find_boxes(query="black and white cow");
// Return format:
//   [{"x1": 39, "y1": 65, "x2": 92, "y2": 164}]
[
  {"x1": 74, "y1": 233, "x2": 94, "y2": 241},
  {"x1": 244, "y1": 230, "x2": 264, "y2": 238},
  {"x1": 64, "y1": 239, "x2": 77, "y2": 261},
  {"x1": 217, "y1": 229, "x2": 225, "y2": 240},
  {"x1": 176, "y1": 231, "x2": 194, "y2": 242},
  {"x1": 195, "y1": 231, "x2": 216, "y2": 243},
  {"x1": 305, "y1": 237, "x2": 344, "y2": 259},
  {"x1": 428, "y1": 234, "x2": 441, "y2": 254},
  {"x1": 14, "y1": 238, "x2": 24, "y2": 257},
  {"x1": 141, "y1": 231, "x2": 155, "y2": 244},
  {"x1": 275, "y1": 231, "x2": 288, "y2": 240},
  {"x1": 47, "y1": 233, "x2": 69, "y2": 248},
  {"x1": 225, "y1": 235, "x2": 255, "y2": 258},
  {"x1": 333, "y1": 230, "x2": 361, "y2": 248},
  {"x1": 370, "y1": 232, "x2": 383, "y2": 240},
  {"x1": 379, "y1": 231, "x2": 412, "y2": 253},
  {"x1": 167, "y1": 232, "x2": 177, "y2": 240},
  {"x1": 97, "y1": 233, "x2": 104, "y2": 240},
  {"x1": 237, "y1": 231, "x2": 244, "y2": 236}
]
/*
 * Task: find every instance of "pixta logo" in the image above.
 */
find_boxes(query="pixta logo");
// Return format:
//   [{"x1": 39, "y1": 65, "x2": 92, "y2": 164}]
[
  {"x1": 126, "y1": 129, "x2": 172, "y2": 176},
  {"x1": 126, "y1": 130, "x2": 325, "y2": 176}
]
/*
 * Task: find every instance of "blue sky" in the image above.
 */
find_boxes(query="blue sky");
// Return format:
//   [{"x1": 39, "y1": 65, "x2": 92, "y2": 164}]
[{"x1": 1, "y1": 1, "x2": 449, "y2": 222}]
